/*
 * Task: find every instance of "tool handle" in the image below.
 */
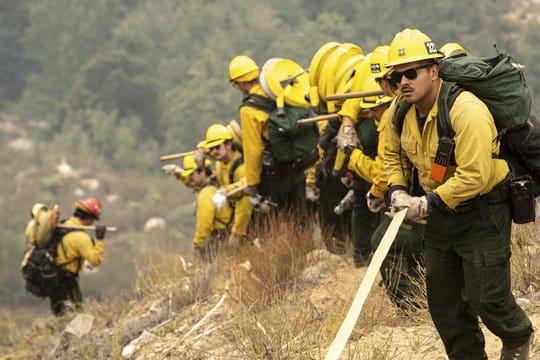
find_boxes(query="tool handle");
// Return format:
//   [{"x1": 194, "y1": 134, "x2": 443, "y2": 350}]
[
  {"x1": 324, "y1": 89, "x2": 385, "y2": 101},
  {"x1": 159, "y1": 151, "x2": 195, "y2": 161},
  {"x1": 57, "y1": 224, "x2": 118, "y2": 232},
  {"x1": 297, "y1": 113, "x2": 340, "y2": 124}
]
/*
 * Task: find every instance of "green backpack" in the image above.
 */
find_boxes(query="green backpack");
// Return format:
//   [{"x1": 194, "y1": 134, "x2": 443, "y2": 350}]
[
  {"x1": 438, "y1": 52, "x2": 531, "y2": 130},
  {"x1": 241, "y1": 94, "x2": 319, "y2": 171},
  {"x1": 393, "y1": 52, "x2": 540, "y2": 185}
]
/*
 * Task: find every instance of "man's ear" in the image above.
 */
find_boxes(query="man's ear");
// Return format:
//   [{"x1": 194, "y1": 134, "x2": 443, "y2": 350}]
[{"x1": 430, "y1": 63, "x2": 440, "y2": 80}]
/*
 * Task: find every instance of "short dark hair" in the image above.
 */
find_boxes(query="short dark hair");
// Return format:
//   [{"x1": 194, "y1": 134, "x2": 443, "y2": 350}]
[{"x1": 74, "y1": 208, "x2": 97, "y2": 220}]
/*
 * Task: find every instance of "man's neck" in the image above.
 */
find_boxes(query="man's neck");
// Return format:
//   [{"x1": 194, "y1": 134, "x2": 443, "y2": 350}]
[
  {"x1": 222, "y1": 149, "x2": 235, "y2": 164},
  {"x1": 414, "y1": 79, "x2": 440, "y2": 117}
]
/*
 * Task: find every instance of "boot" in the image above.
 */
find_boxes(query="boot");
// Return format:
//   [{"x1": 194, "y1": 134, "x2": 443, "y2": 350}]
[{"x1": 500, "y1": 333, "x2": 533, "y2": 360}]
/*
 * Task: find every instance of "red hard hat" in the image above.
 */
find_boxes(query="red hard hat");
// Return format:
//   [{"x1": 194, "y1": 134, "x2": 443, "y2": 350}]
[{"x1": 75, "y1": 197, "x2": 102, "y2": 219}]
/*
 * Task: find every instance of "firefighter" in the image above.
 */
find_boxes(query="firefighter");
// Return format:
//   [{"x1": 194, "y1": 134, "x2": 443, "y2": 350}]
[
  {"x1": 229, "y1": 55, "x2": 308, "y2": 215},
  {"x1": 384, "y1": 28, "x2": 533, "y2": 359},
  {"x1": 50, "y1": 198, "x2": 106, "y2": 316},
  {"x1": 181, "y1": 154, "x2": 232, "y2": 262},
  {"x1": 204, "y1": 123, "x2": 252, "y2": 248}
]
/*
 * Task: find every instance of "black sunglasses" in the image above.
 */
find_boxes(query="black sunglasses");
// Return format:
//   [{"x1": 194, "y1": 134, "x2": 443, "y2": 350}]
[{"x1": 390, "y1": 63, "x2": 434, "y2": 83}]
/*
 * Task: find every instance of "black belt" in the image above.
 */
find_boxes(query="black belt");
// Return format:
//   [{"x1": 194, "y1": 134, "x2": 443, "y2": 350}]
[{"x1": 445, "y1": 180, "x2": 511, "y2": 215}]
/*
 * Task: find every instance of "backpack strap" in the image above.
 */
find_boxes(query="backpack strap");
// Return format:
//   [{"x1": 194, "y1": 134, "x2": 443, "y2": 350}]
[
  {"x1": 393, "y1": 81, "x2": 463, "y2": 138},
  {"x1": 240, "y1": 93, "x2": 275, "y2": 113},
  {"x1": 53, "y1": 226, "x2": 82, "y2": 271},
  {"x1": 228, "y1": 156, "x2": 244, "y2": 184},
  {"x1": 393, "y1": 95, "x2": 412, "y2": 136},
  {"x1": 436, "y1": 81, "x2": 463, "y2": 139}
]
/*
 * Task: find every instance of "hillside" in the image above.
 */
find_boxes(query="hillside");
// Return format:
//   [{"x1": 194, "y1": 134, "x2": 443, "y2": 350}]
[{"x1": 2, "y1": 215, "x2": 540, "y2": 360}]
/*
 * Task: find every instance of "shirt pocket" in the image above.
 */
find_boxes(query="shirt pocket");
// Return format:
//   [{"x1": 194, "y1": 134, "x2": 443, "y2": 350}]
[{"x1": 401, "y1": 137, "x2": 419, "y2": 163}]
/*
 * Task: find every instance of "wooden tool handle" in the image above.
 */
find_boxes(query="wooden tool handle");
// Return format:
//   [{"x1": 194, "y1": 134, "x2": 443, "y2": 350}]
[
  {"x1": 159, "y1": 150, "x2": 194, "y2": 161},
  {"x1": 324, "y1": 89, "x2": 385, "y2": 101},
  {"x1": 297, "y1": 113, "x2": 340, "y2": 124},
  {"x1": 57, "y1": 224, "x2": 118, "y2": 232}
]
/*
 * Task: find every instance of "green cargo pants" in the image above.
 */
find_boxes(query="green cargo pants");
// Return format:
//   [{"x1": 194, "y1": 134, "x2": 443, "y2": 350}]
[
  {"x1": 371, "y1": 214, "x2": 424, "y2": 310},
  {"x1": 425, "y1": 201, "x2": 533, "y2": 359},
  {"x1": 317, "y1": 175, "x2": 352, "y2": 254},
  {"x1": 260, "y1": 171, "x2": 307, "y2": 217},
  {"x1": 49, "y1": 271, "x2": 82, "y2": 316},
  {"x1": 351, "y1": 189, "x2": 379, "y2": 266}
]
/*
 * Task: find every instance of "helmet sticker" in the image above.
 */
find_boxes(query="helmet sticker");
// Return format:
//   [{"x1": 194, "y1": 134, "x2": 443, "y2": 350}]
[
  {"x1": 425, "y1": 41, "x2": 438, "y2": 54},
  {"x1": 398, "y1": 48, "x2": 406, "y2": 57},
  {"x1": 370, "y1": 63, "x2": 382, "y2": 73}
]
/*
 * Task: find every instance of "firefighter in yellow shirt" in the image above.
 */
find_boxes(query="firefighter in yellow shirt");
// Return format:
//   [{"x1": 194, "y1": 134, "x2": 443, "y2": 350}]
[
  {"x1": 50, "y1": 197, "x2": 105, "y2": 316},
  {"x1": 204, "y1": 123, "x2": 252, "y2": 248},
  {"x1": 339, "y1": 64, "x2": 425, "y2": 310},
  {"x1": 228, "y1": 55, "x2": 308, "y2": 215},
  {"x1": 384, "y1": 28, "x2": 532, "y2": 359},
  {"x1": 181, "y1": 154, "x2": 232, "y2": 262}
]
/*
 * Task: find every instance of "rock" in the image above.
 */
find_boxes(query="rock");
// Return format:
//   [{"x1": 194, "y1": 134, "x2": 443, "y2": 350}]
[
  {"x1": 64, "y1": 313, "x2": 94, "y2": 338},
  {"x1": 144, "y1": 217, "x2": 166, "y2": 232}
]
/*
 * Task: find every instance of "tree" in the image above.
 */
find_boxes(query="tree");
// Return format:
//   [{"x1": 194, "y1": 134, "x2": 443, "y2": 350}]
[{"x1": 0, "y1": 0, "x2": 35, "y2": 105}]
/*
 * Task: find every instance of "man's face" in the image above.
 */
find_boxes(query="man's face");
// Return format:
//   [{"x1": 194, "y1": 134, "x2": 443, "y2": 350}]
[
  {"x1": 367, "y1": 104, "x2": 386, "y2": 121},
  {"x1": 208, "y1": 143, "x2": 226, "y2": 161},
  {"x1": 391, "y1": 61, "x2": 436, "y2": 104},
  {"x1": 376, "y1": 78, "x2": 397, "y2": 97},
  {"x1": 233, "y1": 81, "x2": 251, "y2": 95},
  {"x1": 188, "y1": 169, "x2": 205, "y2": 187}
]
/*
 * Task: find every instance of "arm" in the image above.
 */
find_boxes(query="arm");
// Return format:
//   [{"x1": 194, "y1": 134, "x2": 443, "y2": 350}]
[
  {"x1": 239, "y1": 106, "x2": 266, "y2": 186},
  {"x1": 193, "y1": 187, "x2": 217, "y2": 247},
  {"x1": 433, "y1": 94, "x2": 508, "y2": 208},
  {"x1": 383, "y1": 101, "x2": 411, "y2": 190}
]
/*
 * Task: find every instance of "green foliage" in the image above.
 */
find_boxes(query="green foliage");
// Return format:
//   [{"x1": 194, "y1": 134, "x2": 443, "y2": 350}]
[
  {"x1": 17, "y1": 0, "x2": 129, "y2": 120},
  {"x1": 0, "y1": 0, "x2": 34, "y2": 105}
]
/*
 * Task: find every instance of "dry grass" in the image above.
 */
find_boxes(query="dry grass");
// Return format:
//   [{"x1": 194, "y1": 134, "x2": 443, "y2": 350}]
[
  {"x1": 5, "y1": 207, "x2": 540, "y2": 359},
  {"x1": 511, "y1": 219, "x2": 540, "y2": 295}
]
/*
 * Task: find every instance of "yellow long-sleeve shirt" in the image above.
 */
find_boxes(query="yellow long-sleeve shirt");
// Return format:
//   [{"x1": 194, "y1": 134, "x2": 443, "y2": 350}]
[
  {"x1": 56, "y1": 216, "x2": 104, "y2": 274},
  {"x1": 384, "y1": 81, "x2": 509, "y2": 209},
  {"x1": 193, "y1": 184, "x2": 233, "y2": 247},
  {"x1": 239, "y1": 84, "x2": 271, "y2": 186},
  {"x1": 347, "y1": 108, "x2": 391, "y2": 199},
  {"x1": 338, "y1": 98, "x2": 362, "y2": 124},
  {"x1": 214, "y1": 151, "x2": 253, "y2": 236}
]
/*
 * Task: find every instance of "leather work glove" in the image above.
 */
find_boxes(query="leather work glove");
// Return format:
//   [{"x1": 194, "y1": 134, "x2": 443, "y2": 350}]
[
  {"x1": 95, "y1": 225, "x2": 107, "y2": 240},
  {"x1": 193, "y1": 147, "x2": 206, "y2": 168},
  {"x1": 250, "y1": 195, "x2": 276, "y2": 213},
  {"x1": 365, "y1": 191, "x2": 385, "y2": 213},
  {"x1": 336, "y1": 125, "x2": 359, "y2": 155},
  {"x1": 243, "y1": 185, "x2": 259, "y2": 197},
  {"x1": 212, "y1": 188, "x2": 227, "y2": 210},
  {"x1": 403, "y1": 196, "x2": 429, "y2": 224},
  {"x1": 385, "y1": 189, "x2": 412, "y2": 218},
  {"x1": 161, "y1": 164, "x2": 182, "y2": 176},
  {"x1": 305, "y1": 185, "x2": 320, "y2": 202}
]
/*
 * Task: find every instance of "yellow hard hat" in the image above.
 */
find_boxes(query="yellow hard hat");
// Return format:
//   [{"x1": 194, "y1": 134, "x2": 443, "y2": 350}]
[
  {"x1": 229, "y1": 55, "x2": 259, "y2": 82},
  {"x1": 440, "y1": 42, "x2": 468, "y2": 59},
  {"x1": 260, "y1": 58, "x2": 310, "y2": 108},
  {"x1": 386, "y1": 28, "x2": 444, "y2": 67},
  {"x1": 308, "y1": 42, "x2": 341, "y2": 87},
  {"x1": 181, "y1": 154, "x2": 212, "y2": 178},
  {"x1": 360, "y1": 75, "x2": 394, "y2": 109},
  {"x1": 204, "y1": 124, "x2": 233, "y2": 149},
  {"x1": 349, "y1": 52, "x2": 372, "y2": 92},
  {"x1": 369, "y1": 45, "x2": 390, "y2": 78}
]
